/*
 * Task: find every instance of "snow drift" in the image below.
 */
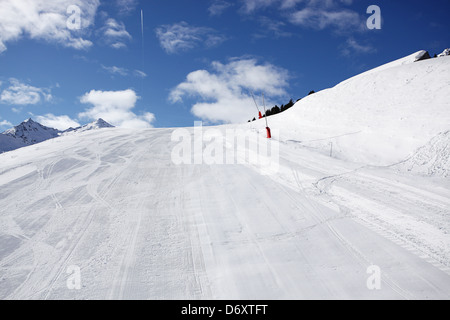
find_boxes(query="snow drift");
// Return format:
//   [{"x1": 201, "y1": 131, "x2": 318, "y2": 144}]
[{"x1": 260, "y1": 52, "x2": 450, "y2": 166}]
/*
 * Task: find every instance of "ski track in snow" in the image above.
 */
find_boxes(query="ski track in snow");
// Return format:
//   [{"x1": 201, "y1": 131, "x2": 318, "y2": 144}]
[{"x1": 0, "y1": 128, "x2": 449, "y2": 300}]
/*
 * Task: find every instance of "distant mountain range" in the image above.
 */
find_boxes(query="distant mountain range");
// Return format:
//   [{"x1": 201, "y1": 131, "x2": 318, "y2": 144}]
[
  {"x1": 0, "y1": 118, "x2": 114, "y2": 153},
  {"x1": 64, "y1": 118, "x2": 115, "y2": 134}
]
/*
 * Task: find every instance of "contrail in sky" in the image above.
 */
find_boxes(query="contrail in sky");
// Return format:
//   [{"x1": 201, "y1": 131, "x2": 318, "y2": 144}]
[{"x1": 141, "y1": 9, "x2": 144, "y2": 39}]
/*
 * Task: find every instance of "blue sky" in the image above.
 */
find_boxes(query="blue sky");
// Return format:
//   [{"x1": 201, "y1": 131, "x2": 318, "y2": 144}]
[{"x1": 0, "y1": 0, "x2": 449, "y2": 130}]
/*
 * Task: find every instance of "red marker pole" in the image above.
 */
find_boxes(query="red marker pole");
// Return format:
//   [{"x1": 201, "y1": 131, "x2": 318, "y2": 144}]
[{"x1": 266, "y1": 127, "x2": 272, "y2": 139}]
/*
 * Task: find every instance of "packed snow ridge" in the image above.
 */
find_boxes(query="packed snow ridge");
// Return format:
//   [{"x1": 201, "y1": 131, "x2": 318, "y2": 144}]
[{"x1": 0, "y1": 118, "x2": 114, "y2": 153}]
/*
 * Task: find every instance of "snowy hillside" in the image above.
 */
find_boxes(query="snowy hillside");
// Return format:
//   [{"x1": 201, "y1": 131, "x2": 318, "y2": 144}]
[
  {"x1": 0, "y1": 51, "x2": 449, "y2": 300},
  {"x1": 259, "y1": 53, "x2": 450, "y2": 165},
  {"x1": 339, "y1": 50, "x2": 430, "y2": 84}
]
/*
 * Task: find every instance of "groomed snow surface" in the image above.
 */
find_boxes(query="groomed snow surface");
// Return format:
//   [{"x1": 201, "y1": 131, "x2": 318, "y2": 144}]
[{"x1": 0, "y1": 53, "x2": 449, "y2": 300}]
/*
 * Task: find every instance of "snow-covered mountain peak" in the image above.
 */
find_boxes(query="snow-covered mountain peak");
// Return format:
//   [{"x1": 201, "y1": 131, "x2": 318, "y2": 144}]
[
  {"x1": 1, "y1": 118, "x2": 115, "y2": 153},
  {"x1": 2, "y1": 118, "x2": 60, "y2": 145},
  {"x1": 64, "y1": 118, "x2": 115, "y2": 134},
  {"x1": 438, "y1": 48, "x2": 450, "y2": 57},
  {"x1": 89, "y1": 118, "x2": 114, "y2": 129}
]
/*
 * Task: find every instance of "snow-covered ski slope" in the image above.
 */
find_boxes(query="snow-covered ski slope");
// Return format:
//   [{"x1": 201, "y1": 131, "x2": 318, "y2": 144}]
[
  {"x1": 268, "y1": 53, "x2": 450, "y2": 166},
  {"x1": 0, "y1": 52, "x2": 449, "y2": 300}
]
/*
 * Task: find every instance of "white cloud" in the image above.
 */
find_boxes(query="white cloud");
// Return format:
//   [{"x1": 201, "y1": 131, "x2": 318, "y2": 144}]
[
  {"x1": 0, "y1": 42, "x2": 6, "y2": 54},
  {"x1": 279, "y1": 0, "x2": 303, "y2": 9},
  {"x1": 35, "y1": 114, "x2": 80, "y2": 130},
  {"x1": 104, "y1": 19, "x2": 131, "y2": 38},
  {"x1": 170, "y1": 59, "x2": 289, "y2": 124},
  {"x1": 0, "y1": 79, "x2": 52, "y2": 105},
  {"x1": 101, "y1": 18, "x2": 132, "y2": 49},
  {"x1": 0, "y1": 0, "x2": 99, "y2": 53},
  {"x1": 102, "y1": 65, "x2": 129, "y2": 76},
  {"x1": 239, "y1": 0, "x2": 363, "y2": 33},
  {"x1": 208, "y1": 1, "x2": 233, "y2": 16},
  {"x1": 134, "y1": 70, "x2": 147, "y2": 78},
  {"x1": 73, "y1": 54, "x2": 97, "y2": 63},
  {"x1": 142, "y1": 112, "x2": 155, "y2": 123},
  {"x1": 0, "y1": 119, "x2": 13, "y2": 129},
  {"x1": 240, "y1": 0, "x2": 278, "y2": 13},
  {"x1": 241, "y1": 0, "x2": 354, "y2": 13},
  {"x1": 341, "y1": 38, "x2": 375, "y2": 56},
  {"x1": 116, "y1": 0, "x2": 138, "y2": 15},
  {"x1": 111, "y1": 42, "x2": 127, "y2": 49},
  {"x1": 79, "y1": 89, "x2": 155, "y2": 128},
  {"x1": 101, "y1": 65, "x2": 147, "y2": 78},
  {"x1": 290, "y1": 7, "x2": 362, "y2": 31},
  {"x1": 256, "y1": 16, "x2": 293, "y2": 38},
  {"x1": 155, "y1": 22, "x2": 227, "y2": 54}
]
